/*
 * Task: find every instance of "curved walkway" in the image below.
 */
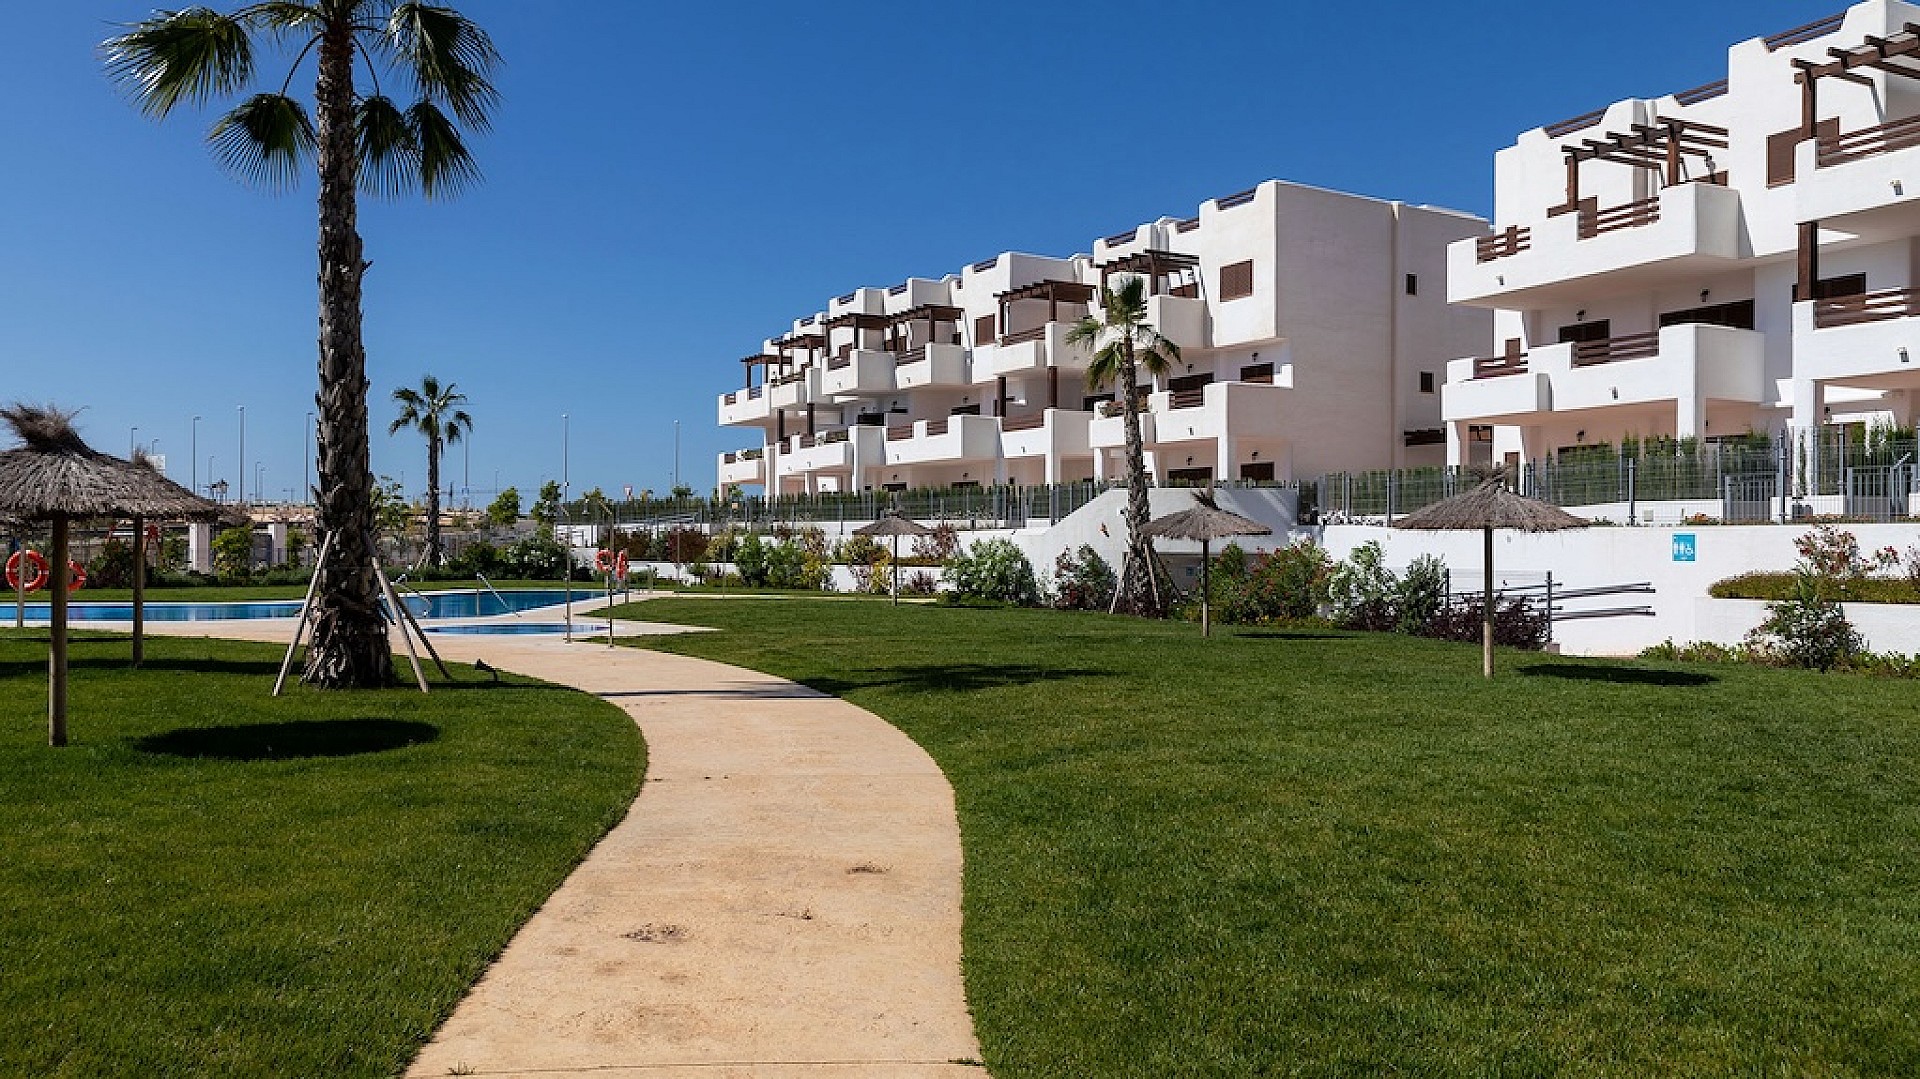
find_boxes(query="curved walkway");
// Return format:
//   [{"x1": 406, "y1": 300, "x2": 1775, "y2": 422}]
[{"x1": 152, "y1": 605, "x2": 983, "y2": 1077}]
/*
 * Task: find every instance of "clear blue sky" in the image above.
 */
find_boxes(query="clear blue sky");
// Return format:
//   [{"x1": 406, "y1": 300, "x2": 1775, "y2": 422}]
[{"x1": 0, "y1": 1, "x2": 1831, "y2": 504}]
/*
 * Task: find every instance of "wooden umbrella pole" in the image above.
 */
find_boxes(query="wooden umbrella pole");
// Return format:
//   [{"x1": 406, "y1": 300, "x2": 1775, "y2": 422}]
[
  {"x1": 891, "y1": 534, "x2": 900, "y2": 606},
  {"x1": 48, "y1": 516, "x2": 68, "y2": 746},
  {"x1": 14, "y1": 535, "x2": 25, "y2": 629},
  {"x1": 1201, "y1": 537, "x2": 1211, "y2": 637},
  {"x1": 1482, "y1": 525, "x2": 1495, "y2": 679},
  {"x1": 131, "y1": 515, "x2": 145, "y2": 667}
]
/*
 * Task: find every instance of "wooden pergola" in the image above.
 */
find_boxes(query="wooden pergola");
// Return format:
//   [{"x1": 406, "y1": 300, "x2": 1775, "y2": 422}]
[
  {"x1": 886, "y1": 304, "x2": 964, "y2": 353},
  {"x1": 994, "y1": 279, "x2": 1095, "y2": 343},
  {"x1": 1791, "y1": 25, "x2": 1920, "y2": 298},
  {"x1": 823, "y1": 311, "x2": 889, "y2": 357},
  {"x1": 738, "y1": 353, "x2": 779, "y2": 390},
  {"x1": 1558, "y1": 117, "x2": 1728, "y2": 210},
  {"x1": 1096, "y1": 249, "x2": 1200, "y2": 295}
]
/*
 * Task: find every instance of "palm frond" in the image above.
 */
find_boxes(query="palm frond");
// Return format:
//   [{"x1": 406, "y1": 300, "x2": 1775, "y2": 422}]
[
  {"x1": 1085, "y1": 344, "x2": 1123, "y2": 391},
  {"x1": 103, "y1": 7, "x2": 256, "y2": 119},
  {"x1": 355, "y1": 94, "x2": 420, "y2": 200},
  {"x1": 385, "y1": 3, "x2": 501, "y2": 130},
  {"x1": 409, "y1": 100, "x2": 481, "y2": 198},
  {"x1": 208, "y1": 93, "x2": 314, "y2": 190},
  {"x1": 236, "y1": 1, "x2": 322, "y2": 36}
]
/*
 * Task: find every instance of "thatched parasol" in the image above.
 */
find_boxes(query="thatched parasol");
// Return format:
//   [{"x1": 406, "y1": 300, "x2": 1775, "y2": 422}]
[
  {"x1": 0, "y1": 405, "x2": 224, "y2": 745},
  {"x1": 1391, "y1": 477, "x2": 1588, "y2": 678},
  {"x1": 852, "y1": 512, "x2": 933, "y2": 605},
  {"x1": 1141, "y1": 489, "x2": 1273, "y2": 636}
]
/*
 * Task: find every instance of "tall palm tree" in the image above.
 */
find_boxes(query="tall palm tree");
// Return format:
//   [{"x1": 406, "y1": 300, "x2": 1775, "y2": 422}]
[
  {"x1": 104, "y1": 3, "x2": 498, "y2": 689},
  {"x1": 1067, "y1": 275, "x2": 1180, "y2": 616},
  {"x1": 389, "y1": 375, "x2": 471, "y2": 566}
]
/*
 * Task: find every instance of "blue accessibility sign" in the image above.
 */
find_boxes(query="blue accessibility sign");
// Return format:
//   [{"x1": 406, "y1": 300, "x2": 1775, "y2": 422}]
[{"x1": 1672, "y1": 534, "x2": 1697, "y2": 562}]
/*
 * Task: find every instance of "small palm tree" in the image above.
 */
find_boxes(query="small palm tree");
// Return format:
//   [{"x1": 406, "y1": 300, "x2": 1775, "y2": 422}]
[
  {"x1": 103, "y1": 3, "x2": 498, "y2": 688},
  {"x1": 389, "y1": 376, "x2": 471, "y2": 566},
  {"x1": 1067, "y1": 275, "x2": 1180, "y2": 616}
]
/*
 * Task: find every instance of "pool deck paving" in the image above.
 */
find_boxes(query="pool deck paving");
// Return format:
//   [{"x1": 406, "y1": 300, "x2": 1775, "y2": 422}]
[{"x1": 149, "y1": 594, "x2": 985, "y2": 1078}]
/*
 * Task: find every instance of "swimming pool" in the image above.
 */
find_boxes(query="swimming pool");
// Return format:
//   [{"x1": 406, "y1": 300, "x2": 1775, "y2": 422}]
[
  {"x1": 426, "y1": 622, "x2": 579, "y2": 636},
  {"x1": 3, "y1": 589, "x2": 579, "y2": 623}
]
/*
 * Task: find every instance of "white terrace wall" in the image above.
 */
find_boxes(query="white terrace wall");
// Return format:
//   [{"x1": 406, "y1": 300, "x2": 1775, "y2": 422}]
[{"x1": 1319, "y1": 522, "x2": 1920, "y2": 655}]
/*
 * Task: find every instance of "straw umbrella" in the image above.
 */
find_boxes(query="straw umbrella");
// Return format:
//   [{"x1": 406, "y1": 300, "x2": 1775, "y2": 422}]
[
  {"x1": 0, "y1": 406, "x2": 224, "y2": 745},
  {"x1": 1391, "y1": 477, "x2": 1589, "y2": 678},
  {"x1": 1140, "y1": 489, "x2": 1272, "y2": 636},
  {"x1": 853, "y1": 512, "x2": 933, "y2": 605}
]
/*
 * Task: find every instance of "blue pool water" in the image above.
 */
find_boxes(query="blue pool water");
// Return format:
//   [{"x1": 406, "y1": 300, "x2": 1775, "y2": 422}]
[
  {"x1": 7, "y1": 589, "x2": 576, "y2": 623},
  {"x1": 426, "y1": 622, "x2": 579, "y2": 636}
]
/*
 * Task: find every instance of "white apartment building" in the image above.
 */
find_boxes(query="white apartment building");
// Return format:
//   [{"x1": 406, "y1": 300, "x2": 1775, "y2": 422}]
[
  {"x1": 716, "y1": 180, "x2": 1490, "y2": 494},
  {"x1": 1444, "y1": 1, "x2": 1920, "y2": 469}
]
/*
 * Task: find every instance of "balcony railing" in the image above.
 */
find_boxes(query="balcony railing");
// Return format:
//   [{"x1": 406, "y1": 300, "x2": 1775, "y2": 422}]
[
  {"x1": 1476, "y1": 225, "x2": 1531, "y2": 262},
  {"x1": 886, "y1": 423, "x2": 914, "y2": 441},
  {"x1": 998, "y1": 325, "x2": 1046, "y2": 346},
  {"x1": 822, "y1": 429, "x2": 849, "y2": 444},
  {"x1": 741, "y1": 447, "x2": 763, "y2": 460},
  {"x1": 1170, "y1": 282, "x2": 1199, "y2": 299},
  {"x1": 1168, "y1": 388, "x2": 1208, "y2": 409},
  {"x1": 896, "y1": 346, "x2": 927, "y2": 365},
  {"x1": 747, "y1": 386, "x2": 764, "y2": 399},
  {"x1": 1814, "y1": 285, "x2": 1920, "y2": 328},
  {"x1": 828, "y1": 356, "x2": 852, "y2": 370},
  {"x1": 796, "y1": 434, "x2": 817, "y2": 449},
  {"x1": 1579, "y1": 195, "x2": 1660, "y2": 239},
  {"x1": 925, "y1": 418, "x2": 950, "y2": 436},
  {"x1": 1473, "y1": 353, "x2": 1528, "y2": 378},
  {"x1": 1817, "y1": 114, "x2": 1920, "y2": 167},
  {"x1": 1573, "y1": 331, "x2": 1661, "y2": 366},
  {"x1": 723, "y1": 392, "x2": 737, "y2": 405},
  {"x1": 772, "y1": 371, "x2": 805, "y2": 386},
  {"x1": 1001, "y1": 413, "x2": 1046, "y2": 432}
]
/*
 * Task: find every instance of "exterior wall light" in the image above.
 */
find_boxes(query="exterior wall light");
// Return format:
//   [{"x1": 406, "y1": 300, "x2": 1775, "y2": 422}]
[{"x1": 1902, "y1": 348, "x2": 1912, "y2": 364}]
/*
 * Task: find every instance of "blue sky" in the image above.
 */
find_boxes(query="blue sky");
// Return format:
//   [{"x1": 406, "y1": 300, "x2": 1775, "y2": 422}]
[{"x1": 0, "y1": 1, "x2": 1832, "y2": 504}]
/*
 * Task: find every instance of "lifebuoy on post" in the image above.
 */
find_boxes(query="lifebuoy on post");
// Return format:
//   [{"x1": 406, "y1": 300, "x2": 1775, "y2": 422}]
[
  {"x1": 614, "y1": 551, "x2": 629, "y2": 580},
  {"x1": 67, "y1": 562, "x2": 86, "y2": 591},
  {"x1": 6, "y1": 550, "x2": 49, "y2": 592},
  {"x1": 144, "y1": 523, "x2": 161, "y2": 545},
  {"x1": 594, "y1": 549, "x2": 616, "y2": 573}
]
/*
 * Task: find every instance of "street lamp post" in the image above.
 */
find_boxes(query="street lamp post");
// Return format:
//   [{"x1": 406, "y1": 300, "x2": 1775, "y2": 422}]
[
  {"x1": 562, "y1": 413, "x2": 571, "y2": 642},
  {"x1": 674, "y1": 419, "x2": 680, "y2": 493},
  {"x1": 256, "y1": 462, "x2": 265, "y2": 504},
  {"x1": 130, "y1": 426, "x2": 138, "y2": 459},
  {"x1": 191, "y1": 415, "x2": 201, "y2": 496},
  {"x1": 304, "y1": 411, "x2": 314, "y2": 505},
  {"x1": 237, "y1": 405, "x2": 246, "y2": 505}
]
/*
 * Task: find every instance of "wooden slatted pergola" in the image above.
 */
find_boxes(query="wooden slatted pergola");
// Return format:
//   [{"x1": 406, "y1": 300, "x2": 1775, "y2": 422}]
[
  {"x1": 885, "y1": 304, "x2": 964, "y2": 352},
  {"x1": 822, "y1": 311, "x2": 889, "y2": 356},
  {"x1": 994, "y1": 279, "x2": 1095, "y2": 343},
  {"x1": 1559, "y1": 117, "x2": 1729, "y2": 209},
  {"x1": 1096, "y1": 249, "x2": 1201, "y2": 295}
]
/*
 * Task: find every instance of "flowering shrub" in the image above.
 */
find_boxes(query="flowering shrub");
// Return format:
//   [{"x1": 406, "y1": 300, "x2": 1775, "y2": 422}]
[
  {"x1": 1395, "y1": 555, "x2": 1449, "y2": 636},
  {"x1": 1210, "y1": 540, "x2": 1330, "y2": 624},
  {"x1": 1794, "y1": 525, "x2": 1897, "y2": 580},
  {"x1": 1327, "y1": 541, "x2": 1398, "y2": 631},
  {"x1": 943, "y1": 538, "x2": 1040, "y2": 606},
  {"x1": 1051, "y1": 545, "x2": 1116, "y2": 611}
]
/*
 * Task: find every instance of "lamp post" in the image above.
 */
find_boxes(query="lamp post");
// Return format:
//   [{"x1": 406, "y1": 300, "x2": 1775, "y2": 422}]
[
  {"x1": 130, "y1": 426, "x2": 138, "y2": 458},
  {"x1": 562, "y1": 413, "x2": 571, "y2": 641},
  {"x1": 255, "y1": 462, "x2": 265, "y2": 504},
  {"x1": 191, "y1": 415, "x2": 201, "y2": 496},
  {"x1": 237, "y1": 405, "x2": 246, "y2": 505},
  {"x1": 673, "y1": 419, "x2": 680, "y2": 492},
  {"x1": 207, "y1": 456, "x2": 218, "y2": 500}
]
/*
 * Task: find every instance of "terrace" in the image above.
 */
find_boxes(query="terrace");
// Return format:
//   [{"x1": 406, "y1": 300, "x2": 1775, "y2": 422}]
[
  {"x1": 1794, "y1": 284, "x2": 1920, "y2": 390},
  {"x1": 1793, "y1": 22, "x2": 1920, "y2": 226}
]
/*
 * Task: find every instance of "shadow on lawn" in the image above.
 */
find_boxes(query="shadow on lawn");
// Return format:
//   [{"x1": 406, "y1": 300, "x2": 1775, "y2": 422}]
[
  {"x1": 804, "y1": 663, "x2": 1111, "y2": 696},
  {"x1": 135, "y1": 718, "x2": 440, "y2": 760},
  {"x1": 1518, "y1": 662, "x2": 1717, "y2": 687},
  {"x1": 0, "y1": 653, "x2": 284, "y2": 678},
  {"x1": 1235, "y1": 630, "x2": 1356, "y2": 641}
]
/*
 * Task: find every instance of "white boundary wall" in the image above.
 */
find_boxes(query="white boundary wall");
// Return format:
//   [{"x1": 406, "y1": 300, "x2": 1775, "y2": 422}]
[{"x1": 1319, "y1": 522, "x2": 1920, "y2": 655}]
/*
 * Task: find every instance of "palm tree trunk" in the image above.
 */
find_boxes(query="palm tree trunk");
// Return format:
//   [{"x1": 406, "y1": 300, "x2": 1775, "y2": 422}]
[
  {"x1": 426, "y1": 435, "x2": 442, "y2": 566},
  {"x1": 1117, "y1": 338, "x2": 1157, "y2": 616},
  {"x1": 303, "y1": 14, "x2": 392, "y2": 689}
]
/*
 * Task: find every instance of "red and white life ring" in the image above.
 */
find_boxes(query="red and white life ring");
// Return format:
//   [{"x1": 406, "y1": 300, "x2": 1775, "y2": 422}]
[
  {"x1": 67, "y1": 561, "x2": 86, "y2": 591},
  {"x1": 144, "y1": 523, "x2": 161, "y2": 545},
  {"x1": 614, "y1": 551, "x2": 629, "y2": 579},
  {"x1": 5, "y1": 550, "x2": 48, "y2": 592},
  {"x1": 594, "y1": 549, "x2": 617, "y2": 573}
]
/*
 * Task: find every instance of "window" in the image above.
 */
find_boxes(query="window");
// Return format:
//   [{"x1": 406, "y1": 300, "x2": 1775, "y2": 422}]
[
  {"x1": 973, "y1": 313, "x2": 996, "y2": 345},
  {"x1": 1404, "y1": 273, "x2": 1418, "y2": 296},
  {"x1": 1419, "y1": 371, "x2": 1436, "y2": 393},
  {"x1": 1558, "y1": 319, "x2": 1610, "y2": 344},
  {"x1": 1240, "y1": 361, "x2": 1275, "y2": 383},
  {"x1": 1813, "y1": 273, "x2": 1867, "y2": 300},
  {"x1": 1219, "y1": 260, "x2": 1254, "y2": 301},
  {"x1": 1659, "y1": 299, "x2": 1756, "y2": 330}
]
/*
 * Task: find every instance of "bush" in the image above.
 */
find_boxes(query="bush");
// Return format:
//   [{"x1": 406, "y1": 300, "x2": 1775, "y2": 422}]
[
  {"x1": 1746, "y1": 570, "x2": 1861, "y2": 671},
  {"x1": 763, "y1": 540, "x2": 830, "y2": 591},
  {"x1": 447, "y1": 540, "x2": 501, "y2": 577},
  {"x1": 902, "y1": 570, "x2": 939, "y2": 596},
  {"x1": 943, "y1": 538, "x2": 1040, "y2": 606},
  {"x1": 496, "y1": 535, "x2": 569, "y2": 579},
  {"x1": 212, "y1": 526, "x2": 254, "y2": 582},
  {"x1": 734, "y1": 533, "x2": 769, "y2": 587},
  {"x1": 1051, "y1": 545, "x2": 1116, "y2": 611},
  {"x1": 910, "y1": 522, "x2": 961, "y2": 566},
  {"x1": 661, "y1": 526, "x2": 708, "y2": 564},
  {"x1": 88, "y1": 538, "x2": 144, "y2": 591},
  {"x1": 1327, "y1": 542, "x2": 1397, "y2": 631},
  {"x1": 1420, "y1": 595, "x2": 1549, "y2": 650},
  {"x1": 1395, "y1": 555, "x2": 1449, "y2": 636},
  {"x1": 1211, "y1": 540, "x2": 1330, "y2": 625}
]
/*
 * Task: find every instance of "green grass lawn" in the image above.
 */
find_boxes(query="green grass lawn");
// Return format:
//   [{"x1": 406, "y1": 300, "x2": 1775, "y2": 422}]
[
  {"x1": 611, "y1": 597, "x2": 1920, "y2": 1078},
  {"x1": 0, "y1": 630, "x2": 643, "y2": 1077}
]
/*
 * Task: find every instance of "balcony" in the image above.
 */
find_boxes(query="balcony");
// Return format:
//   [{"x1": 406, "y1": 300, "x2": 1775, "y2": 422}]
[
  {"x1": 1443, "y1": 323, "x2": 1765, "y2": 423},
  {"x1": 718, "y1": 384, "x2": 771, "y2": 425},
  {"x1": 718, "y1": 448, "x2": 765, "y2": 485},
  {"x1": 1147, "y1": 293, "x2": 1209, "y2": 349},
  {"x1": 820, "y1": 349, "x2": 897, "y2": 399},
  {"x1": 1448, "y1": 180, "x2": 1746, "y2": 308},
  {"x1": 779, "y1": 430, "x2": 855, "y2": 475},
  {"x1": 882, "y1": 414, "x2": 1001, "y2": 466},
  {"x1": 1794, "y1": 288, "x2": 1920, "y2": 387},
  {"x1": 990, "y1": 321, "x2": 1094, "y2": 376},
  {"x1": 768, "y1": 368, "x2": 815, "y2": 410},
  {"x1": 1798, "y1": 116, "x2": 1920, "y2": 230},
  {"x1": 1000, "y1": 408, "x2": 1092, "y2": 459},
  {"x1": 1090, "y1": 380, "x2": 1291, "y2": 448},
  {"x1": 894, "y1": 343, "x2": 969, "y2": 390}
]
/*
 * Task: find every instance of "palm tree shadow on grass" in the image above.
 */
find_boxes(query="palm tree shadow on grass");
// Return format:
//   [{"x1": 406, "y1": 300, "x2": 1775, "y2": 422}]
[
  {"x1": 1517, "y1": 662, "x2": 1718, "y2": 687},
  {"x1": 0, "y1": 653, "x2": 285, "y2": 678},
  {"x1": 803, "y1": 664, "x2": 1112, "y2": 697},
  {"x1": 136, "y1": 718, "x2": 440, "y2": 761}
]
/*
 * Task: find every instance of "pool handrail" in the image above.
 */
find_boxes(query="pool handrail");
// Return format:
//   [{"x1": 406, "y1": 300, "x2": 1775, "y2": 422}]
[{"x1": 474, "y1": 572, "x2": 522, "y2": 618}]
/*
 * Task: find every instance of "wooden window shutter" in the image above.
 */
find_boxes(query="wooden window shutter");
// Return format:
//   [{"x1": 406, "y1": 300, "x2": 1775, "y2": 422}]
[
  {"x1": 974, "y1": 313, "x2": 996, "y2": 345},
  {"x1": 1767, "y1": 128, "x2": 1801, "y2": 187},
  {"x1": 1220, "y1": 260, "x2": 1254, "y2": 300}
]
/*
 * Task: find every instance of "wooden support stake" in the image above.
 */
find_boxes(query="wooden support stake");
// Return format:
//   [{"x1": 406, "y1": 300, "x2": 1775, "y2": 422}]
[
  {"x1": 374, "y1": 558, "x2": 430, "y2": 694},
  {"x1": 391, "y1": 582, "x2": 452, "y2": 680},
  {"x1": 273, "y1": 529, "x2": 335, "y2": 697}
]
